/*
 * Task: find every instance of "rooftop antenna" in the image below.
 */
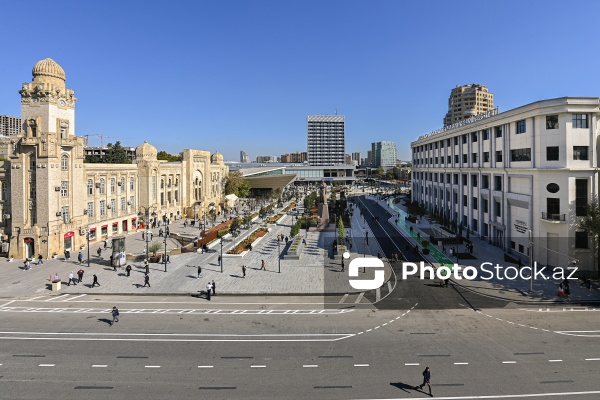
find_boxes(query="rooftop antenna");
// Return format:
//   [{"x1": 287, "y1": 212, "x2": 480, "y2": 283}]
[{"x1": 335, "y1": 107, "x2": 338, "y2": 115}]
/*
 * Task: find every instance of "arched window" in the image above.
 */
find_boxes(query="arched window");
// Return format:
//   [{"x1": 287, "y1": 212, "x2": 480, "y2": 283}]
[
  {"x1": 120, "y1": 177, "x2": 125, "y2": 189},
  {"x1": 110, "y1": 178, "x2": 116, "y2": 193},
  {"x1": 87, "y1": 179, "x2": 94, "y2": 196},
  {"x1": 130, "y1": 177, "x2": 134, "y2": 190},
  {"x1": 99, "y1": 178, "x2": 105, "y2": 195},
  {"x1": 61, "y1": 155, "x2": 68, "y2": 170}
]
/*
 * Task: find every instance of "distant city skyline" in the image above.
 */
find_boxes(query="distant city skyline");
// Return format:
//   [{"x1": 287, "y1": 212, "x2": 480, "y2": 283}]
[{"x1": 1, "y1": 1, "x2": 599, "y2": 161}]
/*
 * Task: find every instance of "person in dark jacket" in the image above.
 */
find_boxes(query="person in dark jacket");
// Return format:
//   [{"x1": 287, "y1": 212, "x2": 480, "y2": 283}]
[
  {"x1": 125, "y1": 265, "x2": 132, "y2": 277},
  {"x1": 418, "y1": 366, "x2": 431, "y2": 395},
  {"x1": 111, "y1": 306, "x2": 119, "y2": 326}
]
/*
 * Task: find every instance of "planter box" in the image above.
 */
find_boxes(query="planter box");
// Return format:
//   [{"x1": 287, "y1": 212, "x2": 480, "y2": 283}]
[{"x1": 51, "y1": 281, "x2": 61, "y2": 291}]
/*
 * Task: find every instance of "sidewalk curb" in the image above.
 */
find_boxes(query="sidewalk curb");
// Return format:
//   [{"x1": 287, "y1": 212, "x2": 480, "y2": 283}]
[{"x1": 9, "y1": 292, "x2": 355, "y2": 298}]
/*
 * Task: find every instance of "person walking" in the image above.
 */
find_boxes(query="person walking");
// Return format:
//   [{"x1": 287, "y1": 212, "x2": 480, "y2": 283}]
[
  {"x1": 110, "y1": 255, "x2": 116, "y2": 271},
  {"x1": 103, "y1": 240, "x2": 108, "y2": 250},
  {"x1": 97, "y1": 247, "x2": 102, "y2": 257},
  {"x1": 23, "y1": 259, "x2": 31, "y2": 270},
  {"x1": 143, "y1": 274, "x2": 150, "y2": 287},
  {"x1": 67, "y1": 271, "x2": 77, "y2": 286},
  {"x1": 37, "y1": 254, "x2": 44, "y2": 265},
  {"x1": 77, "y1": 268, "x2": 84, "y2": 283},
  {"x1": 206, "y1": 282, "x2": 212, "y2": 301},
  {"x1": 217, "y1": 255, "x2": 222, "y2": 266},
  {"x1": 110, "y1": 306, "x2": 120, "y2": 326},
  {"x1": 242, "y1": 265, "x2": 246, "y2": 278},
  {"x1": 78, "y1": 252, "x2": 83, "y2": 264},
  {"x1": 341, "y1": 258, "x2": 345, "y2": 272},
  {"x1": 125, "y1": 265, "x2": 132, "y2": 277},
  {"x1": 211, "y1": 280, "x2": 216, "y2": 296},
  {"x1": 197, "y1": 266, "x2": 202, "y2": 279},
  {"x1": 145, "y1": 260, "x2": 149, "y2": 275},
  {"x1": 260, "y1": 259, "x2": 265, "y2": 270},
  {"x1": 92, "y1": 274, "x2": 100, "y2": 287},
  {"x1": 418, "y1": 366, "x2": 432, "y2": 396}
]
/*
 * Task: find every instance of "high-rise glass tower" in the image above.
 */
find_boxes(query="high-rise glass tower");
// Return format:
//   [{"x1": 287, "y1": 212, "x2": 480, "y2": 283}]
[{"x1": 307, "y1": 115, "x2": 345, "y2": 166}]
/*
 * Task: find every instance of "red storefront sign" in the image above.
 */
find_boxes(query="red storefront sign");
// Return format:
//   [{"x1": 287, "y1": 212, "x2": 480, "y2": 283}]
[{"x1": 64, "y1": 232, "x2": 74, "y2": 238}]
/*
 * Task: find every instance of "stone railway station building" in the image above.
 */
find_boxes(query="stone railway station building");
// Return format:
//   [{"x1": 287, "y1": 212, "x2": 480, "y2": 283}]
[{"x1": 0, "y1": 58, "x2": 227, "y2": 259}]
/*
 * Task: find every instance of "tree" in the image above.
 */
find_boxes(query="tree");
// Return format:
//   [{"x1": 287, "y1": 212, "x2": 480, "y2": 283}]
[
  {"x1": 376, "y1": 167, "x2": 384, "y2": 176},
  {"x1": 385, "y1": 169, "x2": 396, "y2": 180},
  {"x1": 337, "y1": 218, "x2": 345, "y2": 243},
  {"x1": 579, "y1": 199, "x2": 600, "y2": 275},
  {"x1": 157, "y1": 151, "x2": 183, "y2": 162},
  {"x1": 224, "y1": 171, "x2": 251, "y2": 198},
  {"x1": 84, "y1": 141, "x2": 132, "y2": 164}
]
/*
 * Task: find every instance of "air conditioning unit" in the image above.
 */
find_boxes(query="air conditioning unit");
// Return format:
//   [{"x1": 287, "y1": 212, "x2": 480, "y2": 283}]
[
  {"x1": 1, "y1": 235, "x2": 8, "y2": 241},
  {"x1": 3, "y1": 214, "x2": 10, "y2": 219},
  {"x1": 56, "y1": 212, "x2": 62, "y2": 217},
  {"x1": 117, "y1": 182, "x2": 122, "y2": 186},
  {"x1": 80, "y1": 228, "x2": 86, "y2": 235},
  {"x1": 83, "y1": 209, "x2": 88, "y2": 215},
  {"x1": 95, "y1": 183, "x2": 101, "y2": 188},
  {"x1": 107, "y1": 205, "x2": 112, "y2": 209},
  {"x1": 55, "y1": 187, "x2": 61, "y2": 191}
]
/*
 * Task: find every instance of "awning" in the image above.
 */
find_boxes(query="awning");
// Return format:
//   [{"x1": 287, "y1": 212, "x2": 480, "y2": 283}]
[
  {"x1": 132, "y1": 217, "x2": 137, "y2": 221},
  {"x1": 90, "y1": 228, "x2": 96, "y2": 232},
  {"x1": 64, "y1": 231, "x2": 74, "y2": 238},
  {"x1": 112, "y1": 222, "x2": 118, "y2": 226},
  {"x1": 101, "y1": 225, "x2": 108, "y2": 229}
]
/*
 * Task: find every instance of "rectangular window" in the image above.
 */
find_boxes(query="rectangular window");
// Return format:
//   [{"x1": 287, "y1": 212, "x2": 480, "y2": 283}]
[
  {"x1": 453, "y1": 192, "x2": 458, "y2": 203},
  {"x1": 89, "y1": 229, "x2": 97, "y2": 240},
  {"x1": 87, "y1": 179, "x2": 94, "y2": 196},
  {"x1": 483, "y1": 152, "x2": 490, "y2": 162},
  {"x1": 511, "y1": 148, "x2": 531, "y2": 162},
  {"x1": 547, "y1": 198, "x2": 560, "y2": 216},
  {"x1": 472, "y1": 197, "x2": 478, "y2": 210},
  {"x1": 454, "y1": 137, "x2": 459, "y2": 145},
  {"x1": 516, "y1": 119, "x2": 526, "y2": 134},
  {"x1": 60, "y1": 181, "x2": 68, "y2": 197},
  {"x1": 573, "y1": 114, "x2": 588, "y2": 129},
  {"x1": 100, "y1": 200, "x2": 106, "y2": 216},
  {"x1": 472, "y1": 218, "x2": 478, "y2": 231},
  {"x1": 112, "y1": 223, "x2": 118, "y2": 233},
  {"x1": 472, "y1": 153, "x2": 477, "y2": 162},
  {"x1": 495, "y1": 200, "x2": 501, "y2": 217},
  {"x1": 546, "y1": 115, "x2": 558, "y2": 129},
  {"x1": 454, "y1": 155, "x2": 459, "y2": 163},
  {"x1": 511, "y1": 241, "x2": 516, "y2": 250},
  {"x1": 573, "y1": 146, "x2": 589, "y2": 160},
  {"x1": 462, "y1": 174, "x2": 467, "y2": 186},
  {"x1": 494, "y1": 176, "x2": 502, "y2": 191},
  {"x1": 463, "y1": 194, "x2": 467, "y2": 205},
  {"x1": 495, "y1": 126, "x2": 503, "y2": 138},
  {"x1": 61, "y1": 206, "x2": 69, "y2": 223},
  {"x1": 518, "y1": 244, "x2": 524, "y2": 253},
  {"x1": 576, "y1": 179, "x2": 588, "y2": 216},
  {"x1": 462, "y1": 134, "x2": 468, "y2": 144},
  {"x1": 496, "y1": 151, "x2": 503, "y2": 162},
  {"x1": 546, "y1": 146, "x2": 559, "y2": 161},
  {"x1": 482, "y1": 198, "x2": 488, "y2": 213},
  {"x1": 447, "y1": 155, "x2": 451, "y2": 164},
  {"x1": 483, "y1": 129, "x2": 490, "y2": 140},
  {"x1": 471, "y1": 132, "x2": 478, "y2": 142},
  {"x1": 101, "y1": 226, "x2": 108, "y2": 236},
  {"x1": 87, "y1": 202, "x2": 94, "y2": 218},
  {"x1": 130, "y1": 177, "x2": 134, "y2": 190},
  {"x1": 111, "y1": 178, "x2": 116, "y2": 194},
  {"x1": 121, "y1": 197, "x2": 126, "y2": 211},
  {"x1": 462, "y1": 154, "x2": 467, "y2": 164},
  {"x1": 472, "y1": 175, "x2": 478, "y2": 187},
  {"x1": 130, "y1": 196, "x2": 135, "y2": 211},
  {"x1": 111, "y1": 199, "x2": 116, "y2": 215},
  {"x1": 453, "y1": 174, "x2": 459, "y2": 184},
  {"x1": 575, "y1": 231, "x2": 589, "y2": 249},
  {"x1": 482, "y1": 175, "x2": 489, "y2": 189}
]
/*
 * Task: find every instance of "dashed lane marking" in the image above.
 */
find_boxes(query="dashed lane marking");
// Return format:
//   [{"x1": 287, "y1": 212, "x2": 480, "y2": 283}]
[
  {"x1": 144, "y1": 365, "x2": 161, "y2": 368},
  {"x1": 38, "y1": 364, "x2": 55, "y2": 367},
  {"x1": 303, "y1": 365, "x2": 318, "y2": 368},
  {"x1": 354, "y1": 364, "x2": 369, "y2": 367},
  {"x1": 92, "y1": 365, "x2": 107, "y2": 367},
  {"x1": 405, "y1": 363, "x2": 420, "y2": 366},
  {"x1": 354, "y1": 292, "x2": 365, "y2": 303},
  {"x1": 549, "y1": 360, "x2": 563, "y2": 362},
  {"x1": 454, "y1": 362, "x2": 469, "y2": 365},
  {"x1": 502, "y1": 361, "x2": 517, "y2": 364},
  {"x1": 45, "y1": 294, "x2": 69, "y2": 301},
  {"x1": 0, "y1": 306, "x2": 352, "y2": 315},
  {"x1": 250, "y1": 365, "x2": 266, "y2": 368},
  {"x1": 197, "y1": 366, "x2": 214, "y2": 368},
  {"x1": 64, "y1": 294, "x2": 87, "y2": 302}
]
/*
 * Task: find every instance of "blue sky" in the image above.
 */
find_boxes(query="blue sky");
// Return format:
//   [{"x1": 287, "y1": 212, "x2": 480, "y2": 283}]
[{"x1": 0, "y1": 0, "x2": 599, "y2": 162}]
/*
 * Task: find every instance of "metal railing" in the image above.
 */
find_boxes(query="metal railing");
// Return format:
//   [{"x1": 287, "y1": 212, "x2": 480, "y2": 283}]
[{"x1": 541, "y1": 212, "x2": 565, "y2": 221}]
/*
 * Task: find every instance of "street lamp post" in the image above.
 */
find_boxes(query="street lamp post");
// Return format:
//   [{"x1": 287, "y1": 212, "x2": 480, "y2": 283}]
[
  {"x1": 220, "y1": 237, "x2": 223, "y2": 273},
  {"x1": 163, "y1": 234, "x2": 168, "y2": 272},
  {"x1": 85, "y1": 227, "x2": 90, "y2": 268},
  {"x1": 138, "y1": 206, "x2": 157, "y2": 264},
  {"x1": 277, "y1": 239, "x2": 281, "y2": 273}
]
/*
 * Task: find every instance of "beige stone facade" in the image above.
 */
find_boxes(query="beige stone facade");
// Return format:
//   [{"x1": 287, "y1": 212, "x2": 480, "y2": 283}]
[
  {"x1": 1, "y1": 58, "x2": 227, "y2": 259},
  {"x1": 444, "y1": 84, "x2": 494, "y2": 127}
]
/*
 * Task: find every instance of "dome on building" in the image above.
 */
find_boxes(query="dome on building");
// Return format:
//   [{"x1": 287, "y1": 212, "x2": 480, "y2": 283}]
[
  {"x1": 135, "y1": 141, "x2": 158, "y2": 160},
  {"x1": 32, "y1": 58, "x2": 66, "y2": 81},
  {"x1": 211, "y1": 151, "x2": 224, "y2": 163}
]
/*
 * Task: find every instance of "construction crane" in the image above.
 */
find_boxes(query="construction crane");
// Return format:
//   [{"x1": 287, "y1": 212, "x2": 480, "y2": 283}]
[{"x1": 83, "y1": 134, "x2": 130, "y2": 148}]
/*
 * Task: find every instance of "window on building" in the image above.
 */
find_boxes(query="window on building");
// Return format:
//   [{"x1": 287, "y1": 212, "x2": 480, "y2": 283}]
[
  {"x1": 61, "y1": 155, "x2": 68, "y2": 170},
  {"x1": 453, "y1": 174, "x2": 458, "y2": 184},
  {"x1": 129, "y1": 196, "x2": 135, "y2": 211},
  {"x1": 463, "y1": 194, "x2": 467, "y2": 205},
  {"x1": 120, "y1": 177, "x2": 125, "y2": 189},
  {"x1": 60, "y1": 181, "x2": 68, "y2": 197},
  {"x1": 483, "y1": 152, "x2": 490, "y2": 162},
  {"x1": 516, "y1": 119, "x2": 526, "y2": 134},
  {"x1": 546, "y1": 146, "x2": 559, "y2": 161},
  {"x1": 511, "y1": 148, "x2": 532, "y2": 162},
  {"x1": 496, "y1": 151, "x2": 503, "y2": 162},
  {"x1": 130, "y1": 177, "x2": 134, "y2": 190},
  {"x1": 494, "y1": 176, "x2": 502, "y2": 191},
  {"x1": 482, "y1": 198, "x2": 488, "y2": 213},
  {"x1": 454, "y1": 137, "x2": 459, "y2": 145},
  {"x1": 495, "y1": 200, "x2": 501, "y2": 217},
  {"x1": 472, "y1": 175, "x2": 478, "y2": 187},
  {"x1": 453, "y1": 192, "x2": 458, "y2": 203},
  {"x1": 100, "y1": 200, "x2": 106, "y2": 216},
  {"x1": 112, "y1": 223, "x2": 118, "y2": 233},
  {"x1": 576, "y1": 179, "x2": 588, "y2": 216},
  {"x1": 89, "y1": 229, "x2": 97, "y2": 240},
  {"x1": 121, "y1": 197, "x2": 126, "y2": 211},
  {"x1": 1, "y1": 181, "x2": 6, "y2": 201},
  {"x1": 101, "y1": 226, "x2": 108, "y2": 236},
  {"x1": 454, "y1": 155, "x2": 459, "y2": 163},
  {"x1": 519, "y1": 244, "x2": 524, "y2": 253},
  {"x1": 471, "y1": 132, "x2": 478, "y2": 142},
  {"x1": 111, "y1": 178, "x2": 116, "y2": 194},
  {"x1": 546, "y1": 115, "x2": 559, "y2": 129},
  {"x1": 87, "y1": 179, "x2": 94, "y2": 196},
  {"x1": 462, "y1": 174, "x2": 467, "y2": 186},
  {"x1": 472, "y1": 197, "x2": 478, "y2": 209},
  {"x1": 495, "y1": 126, "x2": 503, "y2": 138},
  {"x1": 30, "y1": 157, "x2": 36, "y2": 170},
  {"x1": 472, "y1": 218, "x2": 478, "y2": 231},
  {"x1": 462, "y1": 154, "x2": 467, "y2": 164},
  {"x1": 575, "y1": 231, "x2": 589, "y2": 249},
  {"x1": 472, "y1": 153, "x2": 477, "y2": 163},
  {"x1": 61, "y1": 206, "x2": 69, "y2": 223},
  {"x1": 573, "y1": 114, "x2": 588, "y2": 129},
  {"x1": 547, "y1": 198, "x2": 560, "y2": 216},
  {"x1": 111, "y1": 199, "x2": 116, "y2": 214},
  {"x1": 99, "y1": 178, "x2": 105, "y2": 195},
  {"x1": 573, "y1": 146, "x2": 589, "y2": 160},
  {"x1": 511, "y1": 241, "x2": 515, "y2": 250},
  {"x1": 462, "y1": 134, "x2": 468, "y2": 144},
  {"x1": 87, "y1": 202, "x2": 94, "y2": 218},
  {"x1": 483, "y1": 175, "x2": 489, "y2": 189}
]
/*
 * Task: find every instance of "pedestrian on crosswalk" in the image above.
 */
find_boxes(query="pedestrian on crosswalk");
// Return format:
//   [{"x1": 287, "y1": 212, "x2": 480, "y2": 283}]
[
  {"x1": 418, "y1": 367, "x2": 432, "y2": 396},
  {"x1": 110, "y1": 306, "x2": 120, "y2": 326}
]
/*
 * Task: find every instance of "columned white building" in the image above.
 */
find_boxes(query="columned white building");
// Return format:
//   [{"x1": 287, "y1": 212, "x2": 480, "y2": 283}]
[{"x1": 411, "y1": 97, "x2": 600, "y2": 276}]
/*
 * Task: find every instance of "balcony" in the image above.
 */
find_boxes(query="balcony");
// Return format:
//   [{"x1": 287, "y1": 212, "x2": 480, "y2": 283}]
[{"x1": 541, "y1": 212, "x2": 566, "y2": 222}]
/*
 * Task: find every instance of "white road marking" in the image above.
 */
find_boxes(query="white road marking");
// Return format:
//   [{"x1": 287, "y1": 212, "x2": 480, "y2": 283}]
[
  {"x1": 197, "y1": 365, "x2": 214, "y2": 368},
  {"x1": 405, "y1": 363, "x2": 419, "y2": 366},
  {"x1": 354, "y1": 364, "x2": 369, "y2": 367},
  {"x1": 338, "y1": 294, "x2": 349, "y2": 304},
  {"x1": 454, "y1": 362, "x2": 469, "y2": 365},
  {"x1": 502, "y1": 361, "x2": 516, "y2": 364},
  {"x1": 303, "y1": 365, "x2": 318, "y2": 368},
  {"x1": 92, "y1": 365, "x2": 107, "y2": 368},
  {"x1": 0, "y1": 306, "x2": 350, "y2": 315},
  {"x1": 354, "y1": 292, "x2": 365, "y2": 303},
  {"x1": 250, "y1": 365, "x2": 266, "y2": 368},
  {"x1": 549, "y1": 360, "x2": 562, "y2": 362},
  {"x1": 585, "y1": 358, "x2": 600, "y2": 361},
  {"x1": 63, "y1": 294, "x2": 87, "y2": 302},
  {"x1": 555, "y1": 330, "x2": 600, "y2": 337},
  {"x1": 145, "y1": 365, "x2": 161, "y2": 368},
  {"x1": 0, "y1": 300, "x2": 15, "y2": 308},
  {"x1": 39, "y1": 364, "x2": 55, "y2": 367},
  {"x1": 350, "y1": 390, "x2": 600, "y2": 399},
  {"x1": 45, "y1": 294, "x2": 69, "y2": 301}
]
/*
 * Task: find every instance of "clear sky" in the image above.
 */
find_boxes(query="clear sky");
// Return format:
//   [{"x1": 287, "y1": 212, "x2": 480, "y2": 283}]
[{"x1": 1, "y1": 0, "x2": 599, "y2": 162}]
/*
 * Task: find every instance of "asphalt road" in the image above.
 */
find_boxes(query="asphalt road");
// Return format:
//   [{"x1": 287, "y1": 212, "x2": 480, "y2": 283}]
[{"x1": 1, "y1": 295, "x2": 599, "y2": 399}]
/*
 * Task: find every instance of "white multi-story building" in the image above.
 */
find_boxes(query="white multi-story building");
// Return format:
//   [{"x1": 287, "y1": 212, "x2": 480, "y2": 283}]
[
  {"x1": 307, "y1": 115, "x2": 345, "y2": 166},
  {"x1": 411, "y1": 97, "x2": 600, "y2": 276}
]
